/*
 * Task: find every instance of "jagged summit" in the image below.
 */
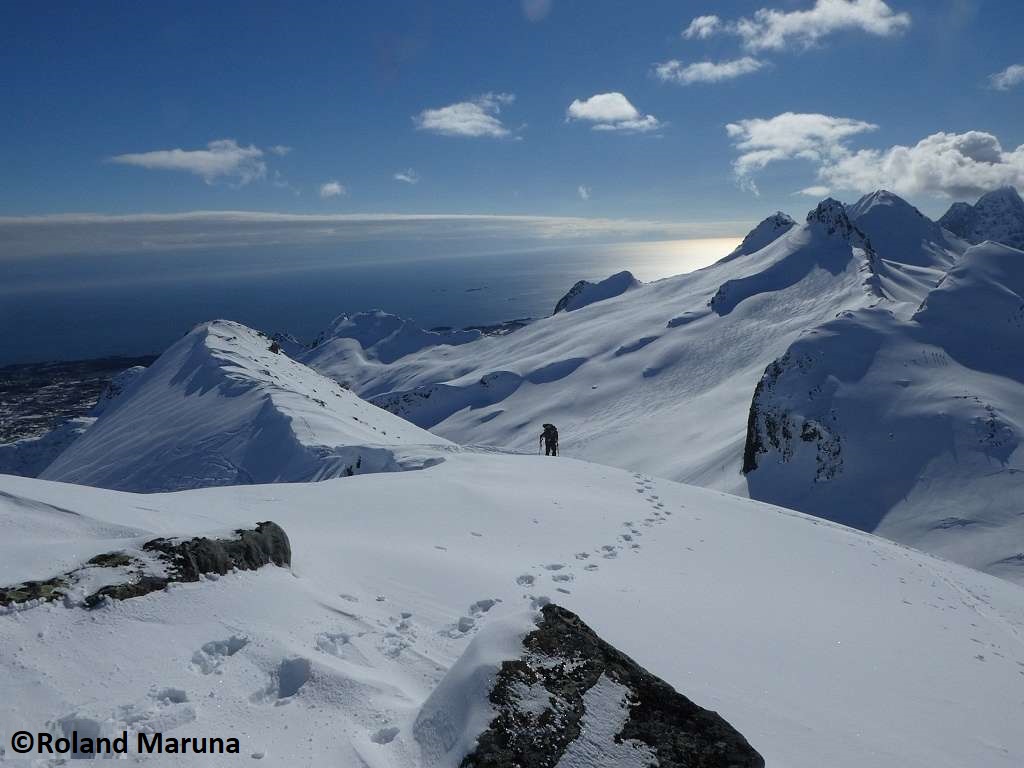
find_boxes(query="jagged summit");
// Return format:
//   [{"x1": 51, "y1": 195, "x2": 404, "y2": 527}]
[
  {"x1": 939, "y1": 186, "x2": 1024, "y2": 250},
  {"x1": 41, "y1": 320, "x2": 451, "y2": 492},
  {"x1": 805, "y1": 197, "x2": 861, "y2": 238}
]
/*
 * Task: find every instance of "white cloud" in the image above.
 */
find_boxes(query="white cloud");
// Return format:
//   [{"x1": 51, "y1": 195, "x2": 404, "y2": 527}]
[
  {"x1": 522, "y1": 0, "x2": 552, "y2": 22},
  {"x1": 566, "y1": 92, "x2": 663, "y2": 133},
  {"x1": 268, "y1": 145, "x2": 293, "y2": 156},
  {"x1": 109, "y1": 139, "x2": 267, "y2": 185},
  {"x1": 319, "y1": 180, "x2": 347, "y2": 198},
  {"x1": 414, "y1": 93, "x2": 515, "y2": 138},
  {"x1": 726, "y1": 112, "x2": 878, "y2": 188},
  {"x1": 654, "y1": 57, "x2": 764, "y2": 85},
  {"x1": 394, "y1": 169, "x2": 420, "y2": 184},
  {"x1": 692, "y1": 0, "x2": 910, "y2": 52},
  {"x1": 820, "y1": 130, "x2": 1024, "y2": 199},
  {"x1": 683, "y1": 15, "x2": 722, "y2": 39},
  {"x1": 989, "y1": 64, "x2": 1024, "y2": 91},
  {"x1": 796, "y1": 185, "x2": 831, "y2": 196},
  {"x1": 577, "y1": 185, "x2": 591, "y2": 200}
]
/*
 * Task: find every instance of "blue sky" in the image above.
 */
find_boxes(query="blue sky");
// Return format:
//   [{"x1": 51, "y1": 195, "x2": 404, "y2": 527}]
[{"x1": 2, "y1": 0, "x2": 1023, "y2": 229}]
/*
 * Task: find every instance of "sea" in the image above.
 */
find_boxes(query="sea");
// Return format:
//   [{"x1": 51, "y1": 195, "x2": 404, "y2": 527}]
[{"x1": 0, "y1": 236, "x2": 740, "y2": 364}]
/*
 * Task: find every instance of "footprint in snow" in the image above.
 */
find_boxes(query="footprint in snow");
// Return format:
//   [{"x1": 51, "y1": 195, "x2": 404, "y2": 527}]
[
  {"x1": 584, "y1": 564, "x2": 599, "y2": 571},
  {"x1": 575, "y1": 552, "x2": 590, "y2": 560},
  {"x1": 543, "y1": 563, "x2": 566, "y2": 571},
  {"x1": 372, "y1": 726, "x2": 400, "y2": 745},
  {"x1": 551, "y1": 573, "x2": 573, "y2": 583},
  {"x1": 516, "y1": 574, "x2": 536, "y2": 587},
  {"x1": 469, "y1": 599, "x2": 499, "y2": 615}
]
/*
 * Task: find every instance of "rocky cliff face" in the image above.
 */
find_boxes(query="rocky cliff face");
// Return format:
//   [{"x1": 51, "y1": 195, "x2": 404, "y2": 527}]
[{"x1": 939, "y1": 186, "x2": 1024, "y2": 250}]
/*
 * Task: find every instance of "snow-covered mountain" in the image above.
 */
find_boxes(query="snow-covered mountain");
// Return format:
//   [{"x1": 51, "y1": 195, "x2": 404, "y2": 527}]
[
  {"x1": 40, "y1": 320, "x2": 451, "y2": 492},
  {"x1": 286, "y1": 191, "x2": 1023, "y2": 583},
  {"x1": 939, "y1": 186, "x2": 1024, "y2": 251},
  {"x1": 3, "y1": 454, "x2": 1023, "y2": 767},
  {"x1": 304, "y1": 197, "x2": 946, "y2": 493},
  {"x1": 743, "y1": 240, "x2": 1024, "y2": 582}
]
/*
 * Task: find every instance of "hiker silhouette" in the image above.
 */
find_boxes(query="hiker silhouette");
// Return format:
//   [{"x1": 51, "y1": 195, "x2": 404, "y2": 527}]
[{"x1": 540, "y1": 423, "x2": 559, "y2": 457}]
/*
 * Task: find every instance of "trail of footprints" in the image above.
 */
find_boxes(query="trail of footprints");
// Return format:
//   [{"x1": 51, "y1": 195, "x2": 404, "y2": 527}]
[
  {"x1": 99, "y1": 472, "x2": 1024, "y2": 758},
  {"x1": 515, "y1": 472, "x2": 679, "y2": 604}
]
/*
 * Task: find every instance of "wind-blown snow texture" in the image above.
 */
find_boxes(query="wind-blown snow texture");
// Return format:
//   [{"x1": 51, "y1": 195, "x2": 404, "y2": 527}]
[
  {"x1": 41, "y1": 320, "x2": 451, "y2": 492},
  {"x1": 3, "y1": 456, "x2": 1023, "y2": 767}
]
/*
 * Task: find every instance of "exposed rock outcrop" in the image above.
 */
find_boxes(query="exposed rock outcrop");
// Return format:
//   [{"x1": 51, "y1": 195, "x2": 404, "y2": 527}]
[
  {"x1": 0, "y1": 522, "x2": 291, "y2": 609},
  {"x1": 455, "y1": 605, "x2": 764, "y2": 767}
]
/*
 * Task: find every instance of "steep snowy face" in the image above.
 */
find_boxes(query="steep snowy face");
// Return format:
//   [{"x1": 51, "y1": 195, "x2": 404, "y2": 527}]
[
  {"x1": 847, "y1": 190, "x2": 966, "y2": 310},
  {"x1": 939, "y1": 186, "x2": 1024, "y2": 250},
  {"x1": 847, "y1": 190, "x2": 961, "y2": 268},
  {"x1": 717, "y1": 211, "x2": 795, "y2": 264},
  {"x1": 41, "y1": 320, "x2": 451, "y2": 492},
  {"x1": 742, "y1": 241, "x2": 1024, "y2": 582},
  {"x1": 552, "y1": 270, "x2": 640, "y2": 314},
  {"x1": 3, "y1": 455, "x2": 1024, "y2": 768}
]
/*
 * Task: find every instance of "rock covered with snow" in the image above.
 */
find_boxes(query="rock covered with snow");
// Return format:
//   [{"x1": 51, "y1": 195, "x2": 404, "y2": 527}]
[
  {"x1": 552, "y1": 270, "x2": 640, "y2": 314},
  {"x1": 40, "y1": 320, "x2": 451, "y2": 492},
  {"x1": 939, "y1": 186, "x2": 1024, "y2": 250},
  {"x1": 423, "y1": 603, "x2": 764, "y2": 768}
]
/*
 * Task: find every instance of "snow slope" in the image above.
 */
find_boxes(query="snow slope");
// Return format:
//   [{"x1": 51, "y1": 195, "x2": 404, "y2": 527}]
[
  {"x1": 2, "y1": 453, "x2": 1023, "y2": 767},
  {"x1": 40, "y1": 320, "x2": 452, "y2": 492},
  {"x1": 939, "y1": 186, "x2": 1024, "y2": 251},
  {"x1": 305, "y1": 198, "x2": 924, "y2": 490},
  {"x1": 744, "y1": 241, "x2": 1024, "y2": 582}
]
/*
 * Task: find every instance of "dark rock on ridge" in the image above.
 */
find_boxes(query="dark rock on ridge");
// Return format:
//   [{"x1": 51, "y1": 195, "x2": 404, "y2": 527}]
[{"x1": 463, "y1": 603, "x2": 764, "y2": 768}]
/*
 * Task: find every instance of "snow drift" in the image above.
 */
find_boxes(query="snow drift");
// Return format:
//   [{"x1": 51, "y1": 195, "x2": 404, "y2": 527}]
[{"x1": 2, "y1": 452, "x2": 1023, "y2": 767}]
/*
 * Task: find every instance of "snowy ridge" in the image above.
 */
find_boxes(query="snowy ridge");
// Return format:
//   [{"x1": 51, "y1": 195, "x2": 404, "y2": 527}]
[
  {"x1": 40, "y1": 320, "x2": 451, "y2": 492},
  {"x1": 3, "y1": 455, "x2": 1023, "y2": 766},
  {"x1": 743, "y1": 240, "x2": 1024, "y2": 581}
]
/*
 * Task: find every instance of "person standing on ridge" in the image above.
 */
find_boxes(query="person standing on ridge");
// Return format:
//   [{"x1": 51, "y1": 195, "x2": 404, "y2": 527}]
[{"x1": 540, "y1": 423, "x2": 559, "y2": 456}]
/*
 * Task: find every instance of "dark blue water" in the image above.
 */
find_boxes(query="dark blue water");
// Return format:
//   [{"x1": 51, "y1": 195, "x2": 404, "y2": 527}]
[{"x1": 0, "y1": 237, "x2": 739, "y2": 364}]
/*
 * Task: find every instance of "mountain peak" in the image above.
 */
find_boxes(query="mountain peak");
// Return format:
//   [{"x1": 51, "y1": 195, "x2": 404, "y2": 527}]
[
  {"x1": 939, "y1": 186, "x2": 1024, "y2": 250},
  {"x1": 806, "y1": 198, "x2": 857, "y2": 237},
  {"x1": 718, "y1": 212, "x2": 796, "y2": 264}
]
